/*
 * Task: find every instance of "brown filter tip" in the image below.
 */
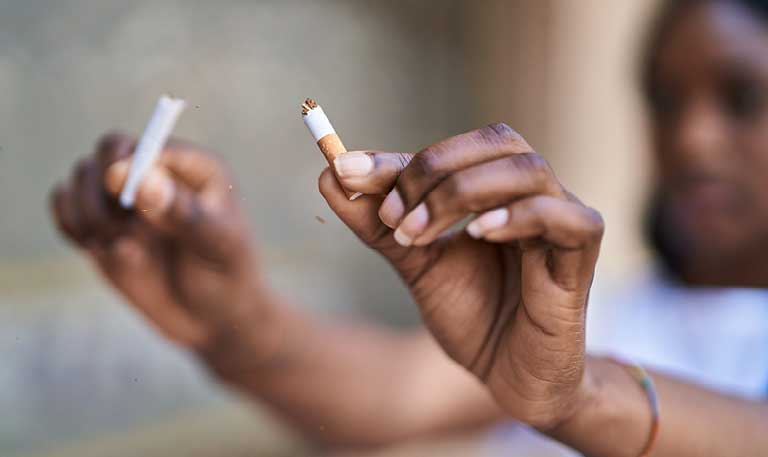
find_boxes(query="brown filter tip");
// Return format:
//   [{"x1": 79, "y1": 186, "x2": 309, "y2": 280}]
[{"x1": 301, "y1": 98, "x2": 319, "y2": 116}]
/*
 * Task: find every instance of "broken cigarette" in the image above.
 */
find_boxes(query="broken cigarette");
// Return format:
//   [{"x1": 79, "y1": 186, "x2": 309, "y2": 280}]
[
  {"x1": 301, "y1": 98, "x2": 362, "y2": 200},
  {"x1": 120, "y1": 95, "x2": 187, "y2": 208}
]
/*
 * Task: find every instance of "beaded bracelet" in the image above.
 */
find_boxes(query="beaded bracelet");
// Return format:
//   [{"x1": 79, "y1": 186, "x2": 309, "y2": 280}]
[{"x1": 613, "y1": 359, "x2": 660, "y2": 457}]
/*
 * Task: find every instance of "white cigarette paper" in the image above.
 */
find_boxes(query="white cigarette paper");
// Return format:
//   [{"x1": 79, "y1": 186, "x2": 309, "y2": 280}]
[
  {"x1": 120, "y1": 95, "x2": 187, "y2": 208},
  {"x1": 301, "y1": 99, "x2": 362, "y2": 201},
  {"x1": 303, "y1": 106, "x2": 336, "y2": 142}
]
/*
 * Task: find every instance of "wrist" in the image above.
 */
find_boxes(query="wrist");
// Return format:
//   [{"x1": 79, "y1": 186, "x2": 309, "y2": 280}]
[
  {"x1": 197, "y1": 285, "x2": 295, "y2": 379},
  {"x1": 548, "y1": 357, "x2": 654, "y2": 457},
  {"x1": 536, "y1": 359, "x2": 602, "y2": 432}
]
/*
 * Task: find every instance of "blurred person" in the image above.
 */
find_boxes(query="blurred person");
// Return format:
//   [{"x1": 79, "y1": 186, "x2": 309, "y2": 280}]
[
  {"x1": 50, "y1": 0, "x2": 768, "y2": 456},
  {"x1": 589, "y1": 0, "x2": 768, "y2": 397}
]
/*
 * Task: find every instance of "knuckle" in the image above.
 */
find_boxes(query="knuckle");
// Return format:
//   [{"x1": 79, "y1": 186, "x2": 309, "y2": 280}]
[
  {"x1": 411, "y1": 146, "x2": 442, "y2": 177},
  {"x1": 74, "y1": 157, "x2": 91, "y2": 181},
  {"x1": 442, "y1": 174, "x2": 463, "y2": 199},
  {"x1": 524, "y1": 152, "x2": 552, "y2": 175},
  {"x1": 431, "y1": 175, "x2": 466, "y2": 213},
  {"x1": 96, "y1": 131, "x2": 126, "y2": 151},
  {"x1": 363, "y1": 222, "x2": 399, "y2": 251},
  {"x1": 395, "y1": 152, "x2": 413, "y2": 170},
  {"x1": 583, "y1": 207, "x2": 605, "y2": 240},
  {"x1": 518, "y1": 153, "x2": 554, "y2": 188},
  {"x1": 477, "y1": 122, "x2": 523, "y2": 148},
  {"x1": 447, "y1": 174, "x2": 484, "y2": 212},
  {"x1": 95, "y1": 131, "x2": 130, "y2": 159}
]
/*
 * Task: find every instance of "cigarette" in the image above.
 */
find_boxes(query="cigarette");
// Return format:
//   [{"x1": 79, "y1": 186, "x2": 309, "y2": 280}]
[
  {"x1": 119, "y1": 95, "x2": 187, "y2": 208},
  {"x1": 301, "y1": 98, "x2": 362, "y2": 201}
]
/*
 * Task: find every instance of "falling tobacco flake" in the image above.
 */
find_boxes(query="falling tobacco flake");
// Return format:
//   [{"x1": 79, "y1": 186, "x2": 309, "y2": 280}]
[{"x1": 315, "y1": 216, "x2": 326, "y2": 224}]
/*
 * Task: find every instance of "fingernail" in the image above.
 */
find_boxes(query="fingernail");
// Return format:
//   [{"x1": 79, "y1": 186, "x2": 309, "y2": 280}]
[
  {"x1": 393, "y1": 227, "x2": 413, "y2": 247},
  {"x1": 394, "y1": 203, "x2": 429, "y2": 247},
  {"x1": 334, "y1": 152, "x2": 374, "y2": 178},
  {"x1": 379, "y1": 189, "x2": 405, "y2": 228},
  {"x1": 467, "y1": 208, "x2": 509, "y2": 238}
]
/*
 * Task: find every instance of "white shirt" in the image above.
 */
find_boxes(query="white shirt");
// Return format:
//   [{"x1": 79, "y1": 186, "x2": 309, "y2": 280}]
[
  {"x1": 588, "y1": 267, "x2": 768, "y2": 398},
  {"x1": 489, "y1": 266, "x2": 768, "y2": 455}
]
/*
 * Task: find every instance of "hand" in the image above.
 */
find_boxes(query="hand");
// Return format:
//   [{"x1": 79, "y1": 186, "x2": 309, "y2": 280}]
[
  {"x1": 50, "y1": 133, "x2": 274, "y2": 364},
  {"x1": 320, "y1": 124, "x2": 604, "y2": 429}
]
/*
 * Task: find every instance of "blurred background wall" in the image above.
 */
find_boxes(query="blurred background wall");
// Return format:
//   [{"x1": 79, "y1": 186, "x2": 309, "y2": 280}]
[{"x1": 0, "y1": 0, "x2": 657, "y2": 455}]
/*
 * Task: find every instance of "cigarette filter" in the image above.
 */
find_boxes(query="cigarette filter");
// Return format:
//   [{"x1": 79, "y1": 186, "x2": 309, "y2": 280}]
[
  {"x1": 120, "y1": 95, "x2": 187, "y2": 208},
  {"x1": 301, "y1": 98, "x2": 362, "y2": 200}
]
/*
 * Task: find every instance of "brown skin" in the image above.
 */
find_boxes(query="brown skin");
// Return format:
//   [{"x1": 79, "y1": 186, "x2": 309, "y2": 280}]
[
  {"x1": 49, "y1": 1, "x2": 768, "y2": 455},
  {"x1": 51, "y1": 134, "x2": 273, "y2": 359},
  {"x1": 323, "y1": 124, "x2": 603, "y2": 428},
  {"x1": 650, "y1": 0, "x2": 768, "y2": 287},
  {"x1": 557, "y1": 3, "x2": 768, "y2": 455},
  {"x1": 51, "y1": 123, "x2": 603, "y2": 441},
  {"x1": 51, "y1": 132, "x2": 504, "y2": 447},
  {"x1": 52, "y1": 126, "x2": 768, "y2": 457}
]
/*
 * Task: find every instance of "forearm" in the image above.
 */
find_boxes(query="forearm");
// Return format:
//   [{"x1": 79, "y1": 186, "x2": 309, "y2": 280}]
[
  {"x1": 550, "y1": 356, "x2": 768, "y2": 457},
  {"x1": 200, "y1": 290, "x2": 501, "y2": 448}
]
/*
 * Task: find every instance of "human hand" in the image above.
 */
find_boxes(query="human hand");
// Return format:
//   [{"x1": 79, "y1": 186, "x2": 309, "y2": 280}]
[{"x1": 320, "y1": 124, "x2": 604, "y2": 428}]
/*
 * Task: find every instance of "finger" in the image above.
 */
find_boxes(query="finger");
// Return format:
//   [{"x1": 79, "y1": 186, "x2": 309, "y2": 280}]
[
  {"x1": 100, "y1": 135, "x2": 231, "y2": 197},
  {"x1": 94, "y1": 131, "x2": 136, "y2": 173},
  {"x1": 319, "y1": 166, "x2": 440, "y2": 273},
  {"x1": 50, "y1": 182, "x2": 87, "y2": 246},
  {"x1": 105, "y1": 159, "x2": 239, "y2": 261},
  {"x1": 378, "y1": 123, "x2": 532, "y2": 228},
  {"x1": 158, "y1": 140, "x2": 232, "y2": 193},
  {"x1": 105, "y1": 160, "x2": 194, "y2": 228},
  {"x1": 391, "y1": 153, "x2": 564, "y2": 247},
  {"x1": 318, "y1": 167, "x2": 395, "y2": 250},
  {"x1": 333, "y1": 151, "x2": 413, "y2": 195},
  {"x1": 50, "y1": 133, "x2": 136, "y2": 248},
  {"x1": 73, "y1": 156, "x2": 126, "y2": 242},
  {"x1": 473, "y1": 197, "x2": 603, "y2": 249},
  {"x1": 468, "y1": 196, "x2": 604, "y2": 288},
  {"x1": 84, "y1": 132, "x2": 136, "y2": 240}
]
